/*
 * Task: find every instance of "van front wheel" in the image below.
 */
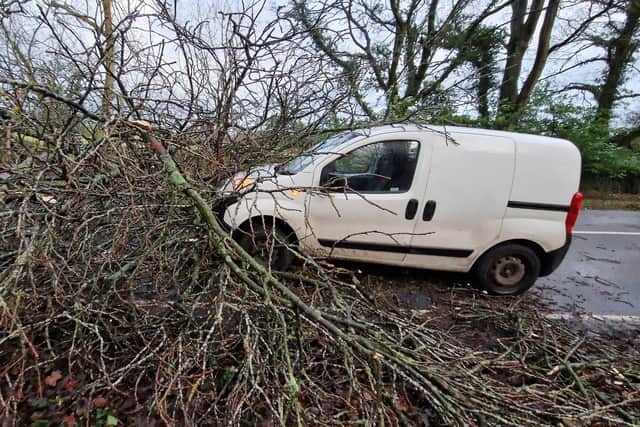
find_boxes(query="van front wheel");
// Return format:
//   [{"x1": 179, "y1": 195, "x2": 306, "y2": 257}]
[
  {"x1": 474, "y1": 244, "x2": 541, "y2": 296},
  {"x1": 236, "y1": 223, "x2": 294, "y2": 271}
]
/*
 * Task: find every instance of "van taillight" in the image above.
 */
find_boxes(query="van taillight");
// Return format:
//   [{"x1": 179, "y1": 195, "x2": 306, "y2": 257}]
[{"x1": 565, "y1": 192, "x2": 583, "y2": 234}]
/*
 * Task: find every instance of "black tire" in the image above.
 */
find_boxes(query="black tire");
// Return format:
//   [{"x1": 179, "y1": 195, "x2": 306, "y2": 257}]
[
  {"x1": 236, "y1": 221, "x2": 294, "y2": 271},
  {"x1": 473, "y1": 244, "x2": 541, "y2": 296}
]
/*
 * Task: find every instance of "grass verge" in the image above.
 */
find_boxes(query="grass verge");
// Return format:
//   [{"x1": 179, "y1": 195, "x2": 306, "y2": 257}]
[{"x1": 582, "y1": 191, "x2": 640, "y2": 210}]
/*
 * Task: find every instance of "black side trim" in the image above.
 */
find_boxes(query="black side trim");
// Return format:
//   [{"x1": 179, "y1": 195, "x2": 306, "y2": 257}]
[
  {"x1": 507, "y1": 201, "x2": 569, "y2": 212},
  {"x1": 318, "y1": 239, "x2": 472, "y2": 258}
]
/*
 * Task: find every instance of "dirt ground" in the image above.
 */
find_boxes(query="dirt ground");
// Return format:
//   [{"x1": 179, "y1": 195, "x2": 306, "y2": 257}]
[{"x1": 332, "y1": 260, "x2": 640, "y2": 349}]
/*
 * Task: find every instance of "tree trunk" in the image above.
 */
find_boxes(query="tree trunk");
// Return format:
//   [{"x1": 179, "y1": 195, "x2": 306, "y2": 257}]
[
  {"x1": 516, "y1": 0, "x2": 560, "y2": 112},
  {"x1": 595, "y1": 0, "x2": 640, "y2": 129},
  {"x1": 496, "y1": 0, "x2": 545, "y2": 126},
  {"x1": 475, "y1": 58, "x2": 492, "y2": 121},
  {"x1": 102, "y1": 0, "x2": 114, "y2": 116}
]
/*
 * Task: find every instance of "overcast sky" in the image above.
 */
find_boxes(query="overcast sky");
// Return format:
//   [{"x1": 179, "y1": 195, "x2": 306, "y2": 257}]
[{"x1": 4, "y1": 0, "x2": 638, "y2": 126}]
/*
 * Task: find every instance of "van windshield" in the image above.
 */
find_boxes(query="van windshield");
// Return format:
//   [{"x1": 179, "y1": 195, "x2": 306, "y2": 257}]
[{"x1": 277, "y1": 132, "x2": 361, "y2": 175}]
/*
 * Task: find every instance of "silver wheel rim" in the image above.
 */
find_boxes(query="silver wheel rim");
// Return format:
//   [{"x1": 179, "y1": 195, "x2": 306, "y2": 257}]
[{"x1": 491, "y1": 256, "x2": 525, "y2": 287}]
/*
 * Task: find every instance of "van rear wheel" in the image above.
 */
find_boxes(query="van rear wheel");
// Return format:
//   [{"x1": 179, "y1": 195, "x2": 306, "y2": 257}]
[
  {"x1": 474, "y1": 244, "x2": 540, "y2": 296},
  {"x1": 236, "y1": 223, "x2": 294, "y2": 271}
]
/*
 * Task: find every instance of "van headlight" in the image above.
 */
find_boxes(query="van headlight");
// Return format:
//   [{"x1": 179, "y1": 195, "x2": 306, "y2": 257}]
[
  {"x1": 221, "y1": 175, "x2": 256, "y2": 194},
  {"x1": 232, "y1": 177, "x2": 255, "y2": 191}
]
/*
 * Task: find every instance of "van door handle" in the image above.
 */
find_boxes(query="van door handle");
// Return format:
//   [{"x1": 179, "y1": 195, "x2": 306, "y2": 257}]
[
  {"x1": 423, "y1": 200, "x2": 436, "y2": 221},
  {"x1": 405, "y1": 199, "x2": 419, "y2": 220}
]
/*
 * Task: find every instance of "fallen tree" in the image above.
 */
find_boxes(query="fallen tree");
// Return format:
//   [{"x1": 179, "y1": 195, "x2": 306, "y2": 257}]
[{"x1": 1, "y1": 112, "x2": 639, "y2": 426}]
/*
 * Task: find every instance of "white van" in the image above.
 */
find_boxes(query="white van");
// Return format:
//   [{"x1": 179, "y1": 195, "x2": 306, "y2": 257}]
[{"x1": 218, "y1": 124, "x2": 582, "y2": 295}]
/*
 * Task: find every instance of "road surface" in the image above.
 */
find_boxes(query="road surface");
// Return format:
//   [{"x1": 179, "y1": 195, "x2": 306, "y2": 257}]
[{"x1": 538, "y1": 209, "x2": 640, "y2": 329}]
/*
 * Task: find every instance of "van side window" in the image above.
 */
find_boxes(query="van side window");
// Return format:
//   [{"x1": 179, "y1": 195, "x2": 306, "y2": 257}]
[{"x1": 320, "y1": 140, "x2": 420, "y2": 192}]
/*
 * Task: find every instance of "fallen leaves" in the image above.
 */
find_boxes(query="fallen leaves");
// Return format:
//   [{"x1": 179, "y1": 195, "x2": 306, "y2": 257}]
[
  {"x1": 395, "y1": 398, "x2": 410, "y2": 412},
  {"x1": 45, "y1": 370, "x2": 62, "y2": 387},
  {"x1": 63, "y1": 376, "x2": 78, "y2": 391},
  {"x1": 92, "y1": 396, "x2": 109, "y2": 408},
  {"x1": 62, "y1": 415, "x2": 76, "y2": 427}
]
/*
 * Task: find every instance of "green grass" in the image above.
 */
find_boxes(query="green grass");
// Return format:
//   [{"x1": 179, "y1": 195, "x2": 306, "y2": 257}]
[
  {"x1": 582, "y1": 191, "x2": 640, "y2": 210},
  {"x1": 583, "y1": 198, "x2": 640, "y2": 210}
]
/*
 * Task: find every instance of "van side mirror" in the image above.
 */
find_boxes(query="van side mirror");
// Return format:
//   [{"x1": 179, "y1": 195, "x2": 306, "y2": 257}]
[
  {"x1": 324, "y1": 174, "x2": 348, "y2": 190},
  {"x1": 320, "y1": 164, "x2": 344, "y2": 188}
]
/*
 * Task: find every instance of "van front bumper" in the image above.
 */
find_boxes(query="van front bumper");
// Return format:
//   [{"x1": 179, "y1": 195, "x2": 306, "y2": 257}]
[
  {"x1": 212, "y1": 195, "x2": 239, "y2": 232},
  {"x1": 540, "y1": 234, "x2": 572, "y2": 276}
]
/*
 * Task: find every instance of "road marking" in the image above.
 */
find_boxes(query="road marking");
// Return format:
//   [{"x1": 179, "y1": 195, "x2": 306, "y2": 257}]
[
  {"x1": 546, "y1": 313, "x2": 640, "y2": 323},
  {"x1": 573, "y1": 230, "x2": 640, "y2": 236}
]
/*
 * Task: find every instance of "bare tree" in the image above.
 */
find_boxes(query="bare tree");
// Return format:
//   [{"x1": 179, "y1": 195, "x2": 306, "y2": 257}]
[
  {"x1": 596, "y1": 0, "x2": 640, "y2": 145},
  {"x1": 1, "y1": 1, "x2": 640, "y2": 426},
  {"x1": 556, "y1": 0, "x2": 640, "y2": 144},
  {"x1": 289, "y1": 0, "x2": 513, "y2": 120},
  {"x1": 496, "y1": 0, "x2": 560, "y2": 126},
  {"x1": 101, "y1": 0, "x2": 114, "y2": 116}
]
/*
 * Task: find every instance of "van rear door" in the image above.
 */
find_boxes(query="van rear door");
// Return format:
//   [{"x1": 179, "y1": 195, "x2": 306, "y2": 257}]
[{"x1": 404, "y1": 132, "x2": 515, "y2": 271}]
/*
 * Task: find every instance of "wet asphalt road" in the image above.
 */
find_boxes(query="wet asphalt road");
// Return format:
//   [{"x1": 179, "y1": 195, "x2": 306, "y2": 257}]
[{"x1": 537, "y1": 210, "x2": 640, "y2": 327}]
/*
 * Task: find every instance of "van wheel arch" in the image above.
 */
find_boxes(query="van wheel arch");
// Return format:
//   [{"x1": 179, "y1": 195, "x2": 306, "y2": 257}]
[
  {"x1": 233, "y1": 216, "x2": 299, "y2": 271},
  {"x1": 472, "y1": 241, "x2": 544, "y2": 295},
  {"x1": 475, "y1": 239, "x2": 546, "y2": 268},
  {"x1": 234, "y1": 216, "x2": 299, "y2": 246}
]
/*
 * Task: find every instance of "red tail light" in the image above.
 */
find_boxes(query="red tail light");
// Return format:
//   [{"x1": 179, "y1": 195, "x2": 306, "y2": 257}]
[{"x1": 565, "y1": 192, "x2": 583, "y2": 234}]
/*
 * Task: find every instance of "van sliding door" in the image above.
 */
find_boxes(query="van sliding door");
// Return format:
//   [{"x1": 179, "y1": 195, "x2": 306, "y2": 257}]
[{"x1": 404, "y1": 133, "x2": 515, "y2": 271}]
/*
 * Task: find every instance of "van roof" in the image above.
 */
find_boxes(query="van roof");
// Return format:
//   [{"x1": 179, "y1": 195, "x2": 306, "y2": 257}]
[
  {"x1": 355, "y1": 123, "x2": 572, "y2": 145},
  {"x1": 353, "y1": 123, "x2": 581, "y2": 207}
]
